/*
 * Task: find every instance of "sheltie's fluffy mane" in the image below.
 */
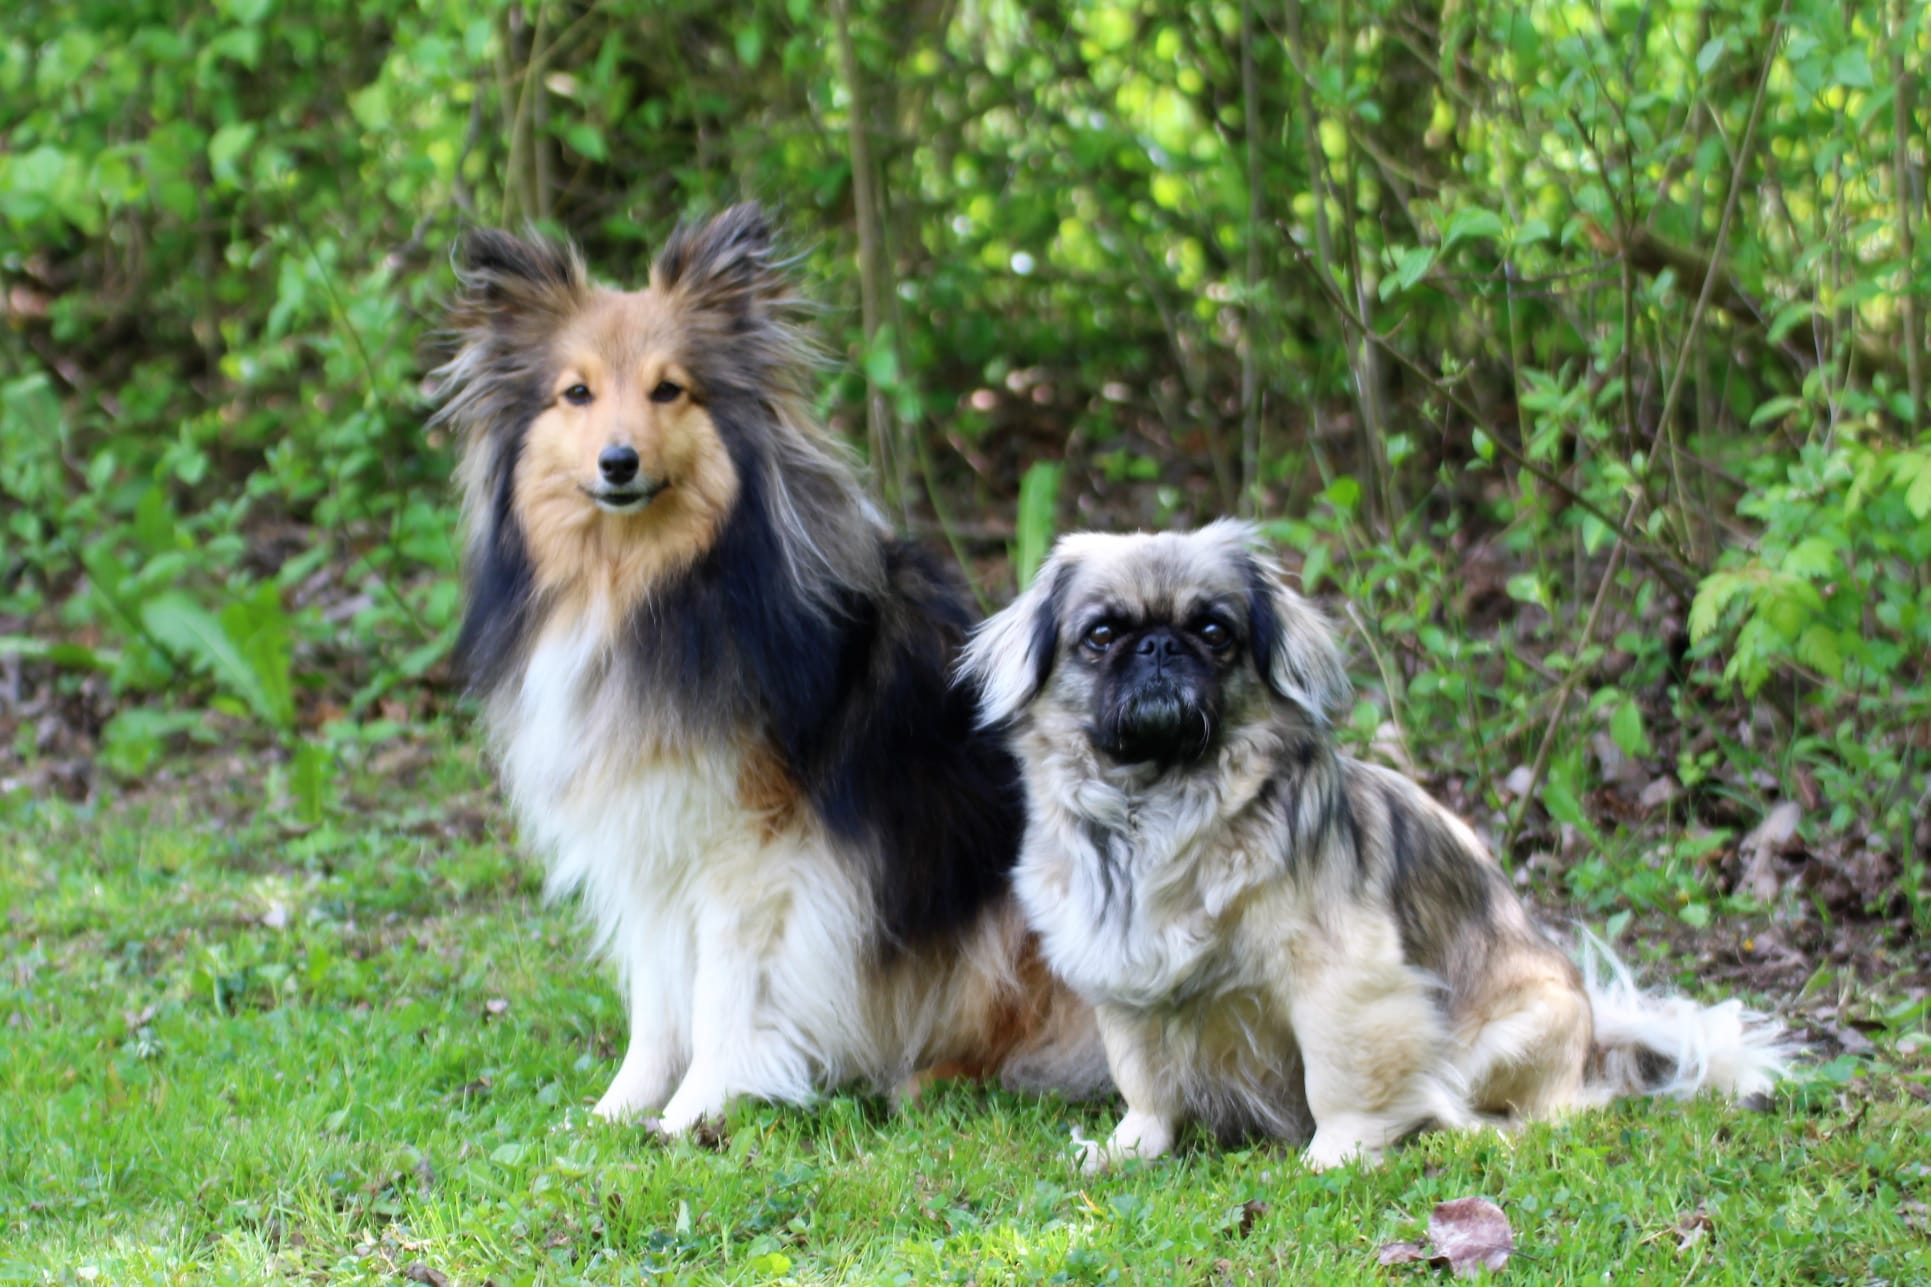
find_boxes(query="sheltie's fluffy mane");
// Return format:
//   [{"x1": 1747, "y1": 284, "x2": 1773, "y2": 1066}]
[{"x1": 428, "y1": 201, "x2": 1067, "y2": 979}]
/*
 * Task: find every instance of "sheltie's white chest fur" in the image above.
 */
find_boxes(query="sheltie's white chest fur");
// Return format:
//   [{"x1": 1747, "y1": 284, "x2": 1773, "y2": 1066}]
[
  {"x1": 497, "y1": 607, "x2": 755, "y2": 904},
  {"x1": 488, "y1": 604, "x2": 880, "y2": 1124}
]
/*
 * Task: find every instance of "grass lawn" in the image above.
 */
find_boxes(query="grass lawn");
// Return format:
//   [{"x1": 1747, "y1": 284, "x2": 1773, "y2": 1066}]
[{"x1": 2, "y1": 727, "x2": 1926, "y2": 1285}]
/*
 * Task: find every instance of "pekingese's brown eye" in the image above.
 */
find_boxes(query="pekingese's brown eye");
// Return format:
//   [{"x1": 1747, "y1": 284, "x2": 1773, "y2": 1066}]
[
  {"x1": 649, "y1": 380, "x2": 684, "y2": 404},
  {"x1": 563, "y1": 383, "x2": 593, "y2": 406},
  {"x1": 1083, "y1": 623, "x2": 1117, "y2": 652},
  {"x1": 1198, "y1": 620, "x2": 1233, "y2": 650}
]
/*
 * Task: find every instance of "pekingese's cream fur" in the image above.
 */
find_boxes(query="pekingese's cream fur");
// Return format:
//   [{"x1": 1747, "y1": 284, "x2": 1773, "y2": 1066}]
[{"x1": 960, "y1": 520, "x2": 1786, "y2": 1171}]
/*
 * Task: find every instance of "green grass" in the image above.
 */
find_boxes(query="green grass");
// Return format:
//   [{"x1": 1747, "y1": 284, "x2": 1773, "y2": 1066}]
[{"x1": 2, "y1": 729, "x2": 1925, "y2": 1285}]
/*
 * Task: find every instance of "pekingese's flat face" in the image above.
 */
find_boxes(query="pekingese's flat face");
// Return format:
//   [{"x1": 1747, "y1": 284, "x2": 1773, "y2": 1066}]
[
  {"x1": 963, "y1": 522, "x2": 1351, "y2": 769},
  {"x1": 1047, "y1": 537, "x2": 1268, "y2": 766}
]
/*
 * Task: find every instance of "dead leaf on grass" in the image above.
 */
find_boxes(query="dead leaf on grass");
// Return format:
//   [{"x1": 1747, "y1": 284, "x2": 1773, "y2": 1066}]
[
  {"x1": 1637, "y1": 775, "x2": 1682, "y2": 811},
  {"x1": 1641, "y1": 1205, "x2": 1713, "y2": 1253},
  {"x1": 689, "y1": 1116, "x2": 730, "y2": 1151},
  {"x1": 1378, "y1": 1240, "x2": 1432, "y2": 1266},
  {"x1": 1234, "y1": 1199, "x2": 1269, "y2": 1237},
  {"x1": 1377, "y1": 1197, "x2": 1514, "y2": 1277},
  {"x1": 402, "y1": 1262, "x2": 451, "y2": 1287},
  {"x1": 1737, "y1": 801, "x2": 1804, "y2": 902},
  {"x1": 1431, "y1": 1197, "x2": 1514, "y2": 1276}
]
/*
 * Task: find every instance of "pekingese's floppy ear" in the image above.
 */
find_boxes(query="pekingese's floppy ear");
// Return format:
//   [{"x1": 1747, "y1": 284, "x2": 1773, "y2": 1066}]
[
  {"x1": 958, "y1": 559, "x2": 1070, "y2": 727},
  {"x1": 1243, "y1": 549, "x2": 1350, "y2": 728}
]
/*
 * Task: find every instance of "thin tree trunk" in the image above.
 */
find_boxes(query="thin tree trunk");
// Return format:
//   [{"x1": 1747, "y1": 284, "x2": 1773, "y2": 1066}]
[
  {"x1": 831, "y1": 0, "x2": 904, "y2": 517},
  {"x1": 1894, "y1": 0, "x2": 1925, "y2": 429},
  {"x1": 1239, "y1": 0, "x2": 1265, "y2": 517}
]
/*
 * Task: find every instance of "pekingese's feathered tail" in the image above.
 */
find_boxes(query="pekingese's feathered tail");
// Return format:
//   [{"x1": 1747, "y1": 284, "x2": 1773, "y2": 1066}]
[{"x1": 1576, "y1": 931, "x2": 1791, "y2": 1103}]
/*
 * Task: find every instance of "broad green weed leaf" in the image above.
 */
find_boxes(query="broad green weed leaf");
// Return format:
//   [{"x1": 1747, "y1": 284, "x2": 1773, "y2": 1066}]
[
  {"x1": 143, "y1": 591, "x2": 287, "y2": 728},
  {"x1": 1014, "y1": 461, "x2": 1062, "y2": 589}
]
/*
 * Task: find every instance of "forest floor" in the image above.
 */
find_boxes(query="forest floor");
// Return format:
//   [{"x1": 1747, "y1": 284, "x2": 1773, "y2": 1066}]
[{"x1": 2, "y1": 725, "x2": 1928, "y2": 1284}]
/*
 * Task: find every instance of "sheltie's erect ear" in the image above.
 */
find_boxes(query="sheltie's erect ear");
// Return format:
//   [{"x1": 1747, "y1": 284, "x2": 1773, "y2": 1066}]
[
  {"x1": 448, "y1": 228, "x2": 588, "y2": 340},
  {"x1": 650, "y1": 202, "x2": 793, "y2": 323},
  {"x1": 433, "y1": 228, "x2": 589, "y2": 446}
]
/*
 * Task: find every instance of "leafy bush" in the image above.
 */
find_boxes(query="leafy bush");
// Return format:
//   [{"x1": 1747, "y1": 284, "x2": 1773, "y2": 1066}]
[{"x1": 2, "y1": 0, "x2": 1925, "y2": 918}]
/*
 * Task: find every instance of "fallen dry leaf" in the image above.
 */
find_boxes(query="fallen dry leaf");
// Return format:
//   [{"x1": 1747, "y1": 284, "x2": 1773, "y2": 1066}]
[
  {"x1": 402, "y1": 1263, "x2": 451, "y2": 1287},
  {"x1": 1737, "y1": 801, "x2": 1803, "y2": 902},
  {"x1": 1642, "y1": 1205, "x2": 1713, "y2": 1253},
  {"x1": 1637, "y1": 775, "x2": 1682, "y2": 811},
  {"x1": 1234, "y1": 1199, "x2": 1270, "y2": 1237},
  {"x1": 1377, "y1": 1198, "x2": 1514, "y2": 1277},
  {"x1": 1430, "y1": 1197, "x2": 1514, "y2": 1277},
  {"x1": 1378, "y1": 1240, "x2": 1431, "y2": 1266}
]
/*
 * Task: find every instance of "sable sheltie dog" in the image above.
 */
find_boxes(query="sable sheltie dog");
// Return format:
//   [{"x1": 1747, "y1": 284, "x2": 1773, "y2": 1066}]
[
  {"x1": 431, "y1": 204, "x2": 1106, "y2": 1132},
  {"x1": 960, "y1": 521, "x2": 1788, "y2": 1171}
]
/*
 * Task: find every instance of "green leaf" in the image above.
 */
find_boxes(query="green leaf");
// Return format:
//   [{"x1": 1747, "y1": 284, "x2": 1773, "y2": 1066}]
[
  {"x1": 1781, "y1": 536, "x2": 1837, "y2": 580},
  {"x1": 1767, "y1": 300, "x2": 1811, "y2": 344},
  {"x1": 100, "y1": 708, "x2": 204, "y2": 777},
  {"x1": 1442, "y1": 206, "x2": 1505, "y2": 250},
  {"x1": 1895, "y1": 451, "x2": 1931, "y2": 520},
  {"x1": 1542, "y1": 777, "x2": 1586, "y2": 828},
  {"x1": 861, "y1": 328, "x2": 900, "y2": 388},
  {"x1": 142, "y1": 591, "x2": 289, "y2": 728},
  {"x1": 0, "y1": 635, "x2": 116, "y2": 671},
  {"x1": 1299, "y1": 541, "x2": 1331, "y2": 595},
  {"x1": 1749, "y1": 394, "x2": 1802, "y2": 428},
  {"x1": 208, "y1": 122, "x2": 256, "y2": 187},
  {"x1": 1610, "y1": 699, "x2": 1651, "y2": 757},
  {"x1": 1504, "y1": 572, "x2": 1544, "y2": 608},
  {"x1": 1829, "y1": 49, "x2": 1874, "y2": 89},
  {"x1": 289, "y1": 739, "x2": 334, "y2": 824},
  {"x1": 1322, "y1": 476, "x2": 1362, "y2": 514},
  {"x1": 735, "y1": 23, "x2": 764, "y2": 68},
  {"x1": 1796, "y1": 623, "x2": 1844, "y2": 678},
  {"x1": 221, "y1": 0, "x2": 273, "y2": 24},
  {"x1": 1013, "y1": 461, "x2": 1062, "y2": 589},
  {"x1": 1695, "y1": 35, "x2": 1726, "y2": 75},
  {"x1": 561, "y1": 121, "x2": 606, "y2": 162},
  {"x1": 1382, "y1": 245, "x2": 1435, "y2": 298},
  {"x1": 1688, "y1": 571, "x2": 1750, "y2": 644}
]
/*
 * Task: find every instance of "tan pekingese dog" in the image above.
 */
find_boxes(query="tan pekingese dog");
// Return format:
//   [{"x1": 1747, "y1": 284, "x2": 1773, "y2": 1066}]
[{"x1": 959, "y1": 520, "x2": 1787, "y2": 1171}]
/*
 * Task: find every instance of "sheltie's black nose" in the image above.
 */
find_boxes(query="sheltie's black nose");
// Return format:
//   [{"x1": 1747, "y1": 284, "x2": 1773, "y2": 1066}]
[{"x1": 599, "y1": 445, "x2": 640, "y2": 486}]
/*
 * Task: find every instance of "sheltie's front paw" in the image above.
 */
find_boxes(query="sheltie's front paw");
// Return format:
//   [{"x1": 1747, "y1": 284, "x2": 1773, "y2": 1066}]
[
  {"x1": 592, "y1": 1076, "x2": 668, "y2": 1124},
  {"x1": 592, "y1": 1047, "x2": 679, "y2": 1124},
  {"x1": 591, "y1": 1093, "x2": 662, "y2": 1127},
  {"x1": 658, "y1": 1079, "x2": 729, "y2": 1138}
]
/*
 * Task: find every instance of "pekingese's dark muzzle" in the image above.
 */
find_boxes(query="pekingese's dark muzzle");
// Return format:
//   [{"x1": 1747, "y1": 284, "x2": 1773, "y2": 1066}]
[{"x1": 1091, "y1": 626, "x2": 1221, "y2": 766}]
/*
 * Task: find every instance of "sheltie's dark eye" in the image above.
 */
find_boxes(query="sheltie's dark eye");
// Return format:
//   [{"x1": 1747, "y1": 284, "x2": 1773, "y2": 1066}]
[
  {"x1": 649, "y1": 380, "x2": 684, "y2": 404},
  {"x1": 1197, "y1": 620, "x2": 1233, "y2": 651},
  {"x1": 562, "y1": 383, "x2": 593, "y2": 406},
  {"x1": 1083, "y1": 623, "x2": 1117, "y2": 653}
]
